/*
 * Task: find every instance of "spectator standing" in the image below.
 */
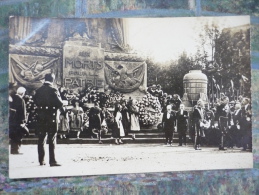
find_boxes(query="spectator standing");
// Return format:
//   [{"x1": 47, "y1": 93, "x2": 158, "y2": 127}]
[
  {"x1": 113, "y1": 104, "x2": 125, "y2": 144},
  {"x1": 88, "y1": 102, "x2": 103, "y2": 144},
  {"x1": 192, "y1": 99, "x2": 205, "y2": 150},
  {"x1": 9, "y1": 87, "x2": 28, "y2": 154},
  {"x1": 128, "y1": 99, "x2": 140, "y2": 140},
  {"x1": 69, "y1": 99, "x2": 84, "y2": 139},
  {"x1": 228, "y1": 103, "x2": 242, "y2": 148},
  {"x1": 241, "y1": 98, "x2": 252, "y2": 151},
  {"x1": 162, "y1": 105, "x2": 176, "y2": 146},
  {"x1": 216, "y1": 96, "x2": 230, "y2": 150},
  {"x1": 121, "y1": 100, "x2": 130, "y2": 137},
  {"x1": 176, "y1": 104, "x2": 189, "y2": 146}
]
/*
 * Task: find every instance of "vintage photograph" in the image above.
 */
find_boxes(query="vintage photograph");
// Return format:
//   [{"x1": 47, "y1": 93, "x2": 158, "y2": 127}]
[{"x1": 9, "y1": 16, "x2": 252, "y2": 179}]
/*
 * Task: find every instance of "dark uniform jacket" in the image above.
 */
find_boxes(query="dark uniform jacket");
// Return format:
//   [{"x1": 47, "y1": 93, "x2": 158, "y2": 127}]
[
  {"x1": 192, "y1": 106, "x2": 204, "y2": 125},
  {"x1": 34, "y1": 82, "x2": 63, "y2": 133},
  {"x1": 204, "y1": 109, "x2": 215, "y2": 127}
]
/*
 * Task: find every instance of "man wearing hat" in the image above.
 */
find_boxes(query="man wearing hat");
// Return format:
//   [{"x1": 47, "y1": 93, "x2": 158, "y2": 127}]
[{"x1": 34, "y1": 73, "x2": 63, "y2": 166}]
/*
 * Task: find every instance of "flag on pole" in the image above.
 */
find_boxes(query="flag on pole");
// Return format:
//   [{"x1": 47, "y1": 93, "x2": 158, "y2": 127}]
[
  {"x1": 212, "y1": 77, "x2": 216, "y2": 84},
  {"x1": 241, "y1": 75, "x2": 249, "y2": 83}
]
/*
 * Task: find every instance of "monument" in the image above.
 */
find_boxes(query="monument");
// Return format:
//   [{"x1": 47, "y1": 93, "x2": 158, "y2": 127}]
[{"x1": 9, "y1": 17, "x2": 147, "y2": 100}]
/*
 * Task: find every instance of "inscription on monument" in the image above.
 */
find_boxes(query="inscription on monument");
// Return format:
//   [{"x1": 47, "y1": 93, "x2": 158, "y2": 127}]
[{"x1": 63, "y1": 41, "x2": 105, "y2": 90}]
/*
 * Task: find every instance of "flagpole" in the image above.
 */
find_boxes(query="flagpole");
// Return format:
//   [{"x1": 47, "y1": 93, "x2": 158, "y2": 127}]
[{"x1": 212, "y1": 77, "x2": 214, "y2": 105}]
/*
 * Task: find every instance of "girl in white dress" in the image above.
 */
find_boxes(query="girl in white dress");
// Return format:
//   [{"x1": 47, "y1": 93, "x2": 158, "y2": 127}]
[
  {"x1": 129, "y1": 99, "x2": 140, "y2": 140},
  {"x1": 114, "y1": 104, "x2": 125, "y2": 144}
]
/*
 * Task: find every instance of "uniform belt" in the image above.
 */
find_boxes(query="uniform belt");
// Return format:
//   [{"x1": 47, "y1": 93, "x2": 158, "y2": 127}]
[{"x1": 39, "y1": 106, "x2": 56, "y2": 109}]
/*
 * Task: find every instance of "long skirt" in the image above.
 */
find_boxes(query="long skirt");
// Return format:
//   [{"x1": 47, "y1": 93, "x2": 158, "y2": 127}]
[{"x1": 130, "y1": 114, "x2": 140, "y2": 131}]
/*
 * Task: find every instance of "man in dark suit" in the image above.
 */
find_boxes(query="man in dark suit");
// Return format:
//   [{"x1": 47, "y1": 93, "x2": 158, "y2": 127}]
[
  {"x1": 9, "y1": 87, "x2": 27, "y2": 154},
  {"x1": 162, "y1": 105, "x2": 176, "y2": 146},
  {"x1": 34, "y1": 73, "x2": 63, "y2": 166},
  {"x1": 192, "y1": 99, "x2": 205, "y2": 150},
  {"x1": 228, "y1": 102, "x2": 242, "y2": 148},
  {"x1": 241, "y1": 97, "x2": 252, "y2": 151},
  {"x1": 176, "y1": 104, "x2": 189, "y2": 146}
]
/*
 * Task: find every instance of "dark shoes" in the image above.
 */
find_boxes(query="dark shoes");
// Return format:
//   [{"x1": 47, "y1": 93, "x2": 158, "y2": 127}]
[
  {"x1": 219, "y1": 145, "x2": 227, "y2": 150},
  {"x1": 194, "y1": 145, "x2": 201, "y2": 150},
  {"x1": 11, "y1": 152, "x2": 23, "y2": 155},
  {"x1": 40, "y1": 161, "x2": 61, "y2": 166},
  {"x1": 50, "y1": 163, "x2": 61, "y2": 167}
]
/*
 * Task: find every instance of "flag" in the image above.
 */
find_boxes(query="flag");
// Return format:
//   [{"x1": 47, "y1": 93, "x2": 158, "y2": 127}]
[
  {"x1": 241, "y1": 75, "x2": 249, "y2": 83},
  {"x1": 230, "y1": 80, "x2": 234, "y2": 89},
  {"x1": 212, "y1": 77, "x2": 216, "y2": 84}
]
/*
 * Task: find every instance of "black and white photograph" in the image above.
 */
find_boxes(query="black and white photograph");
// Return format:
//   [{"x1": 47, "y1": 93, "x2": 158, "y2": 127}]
[{"x1": 8, "y1": 16, "x2": 253, "y2": 179}]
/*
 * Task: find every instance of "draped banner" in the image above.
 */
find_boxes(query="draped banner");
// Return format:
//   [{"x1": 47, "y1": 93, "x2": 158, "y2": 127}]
[{"x1": 9, "y1": 54, "x2": 59, "y2": 89}]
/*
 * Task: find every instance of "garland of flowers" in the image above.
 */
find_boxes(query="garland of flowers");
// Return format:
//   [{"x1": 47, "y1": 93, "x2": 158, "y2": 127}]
[{"x1": 138, "y1": 93, "x2": 162, "y2": 126}]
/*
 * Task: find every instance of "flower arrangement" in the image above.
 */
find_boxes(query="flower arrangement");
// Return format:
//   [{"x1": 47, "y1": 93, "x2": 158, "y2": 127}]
[
  {"x1": 138, "y1": 93, "x2": 162, "y2": 126},
  {"x1": 106, "y1": 92, "x2": 125, "y2": 108}
]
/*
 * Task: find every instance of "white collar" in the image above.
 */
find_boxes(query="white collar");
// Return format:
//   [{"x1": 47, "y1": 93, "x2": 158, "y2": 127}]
[
  {"x1": 235, "y1": 109, "x2": 240, "y2": 114},
  {"x1": 16, "y1": 94, "x2": 23, "y2": 98},
  {"x1": 44, "y1": 81, "x2": 53, "y2": 86}
]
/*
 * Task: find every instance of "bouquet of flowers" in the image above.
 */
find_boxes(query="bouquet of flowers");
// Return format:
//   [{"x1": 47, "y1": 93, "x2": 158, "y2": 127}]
[{"x1": 106, "y1": 92, "x2": 124, "y2": 108}]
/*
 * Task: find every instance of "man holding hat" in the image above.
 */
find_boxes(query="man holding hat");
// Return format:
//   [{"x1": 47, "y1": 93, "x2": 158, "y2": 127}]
[{"x1": 34, "y1": 73, "x2": 63, "y2": 166}]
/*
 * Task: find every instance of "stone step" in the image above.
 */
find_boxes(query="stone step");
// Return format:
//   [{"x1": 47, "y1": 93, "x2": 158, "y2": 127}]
[
  {"x1": 22, "y1": 129, "x2": 189, "y2": 145},
  {"x1": 21, "y1": 137, "x2": 190, "y2": 145},
  {"x1": 25, "y1": 131, "x2": 182, "y2": 139},
  {"x1": 26, "y1": 132, "x2": 178, "y2": 139}
]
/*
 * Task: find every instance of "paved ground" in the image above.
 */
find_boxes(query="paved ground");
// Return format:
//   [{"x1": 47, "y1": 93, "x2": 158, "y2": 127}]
[{"x1": 9, "y1": 144, "x2": 253, "y2": 179}]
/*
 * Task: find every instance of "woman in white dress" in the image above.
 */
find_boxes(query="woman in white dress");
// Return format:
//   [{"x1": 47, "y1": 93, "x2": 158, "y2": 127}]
[
  {"x1": 128, "y1": 99, "x2": 140, "y2": 140},
  {"x1": 113, "y1": 104, "x2": 125, "y2": 144},
  {"x1": 69, "y1": 99, "x2": 84, "y2": 139}
]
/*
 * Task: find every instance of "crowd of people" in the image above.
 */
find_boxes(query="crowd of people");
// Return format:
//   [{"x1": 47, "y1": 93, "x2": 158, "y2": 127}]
[{"x1": 9, "y1": 74, "x2": 252, "y2": 166}]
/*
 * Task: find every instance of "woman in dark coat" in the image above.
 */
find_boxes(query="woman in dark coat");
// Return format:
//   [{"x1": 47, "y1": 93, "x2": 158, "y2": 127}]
[
  {"x1": 121, "y1": 100, "x2": 130, "y2": 136},
  {"x1": 88, "y1": 102, "x2": 103, "y2": 144}
]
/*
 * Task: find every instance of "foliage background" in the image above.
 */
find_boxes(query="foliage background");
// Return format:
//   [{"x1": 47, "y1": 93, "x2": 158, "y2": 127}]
[{"x1": 0, "y1": 0, "x2": 259, "y2": 194}]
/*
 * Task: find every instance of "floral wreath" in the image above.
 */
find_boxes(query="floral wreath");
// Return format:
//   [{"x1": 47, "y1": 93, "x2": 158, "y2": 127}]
[{"x1": 138, "y1": 93, "x2": 162, "y2": 126}]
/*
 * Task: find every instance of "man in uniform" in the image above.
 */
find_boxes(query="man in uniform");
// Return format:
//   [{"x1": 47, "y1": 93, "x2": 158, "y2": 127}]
[
  {"x1": 192, "y1": 99, "x2": 205, "y2": 150},
  {"x1": 216, "y1": 96, "x2": 230, "y2": 150},
  {"x1": 34, "y1": 73, "x2": 63, "y2": 166},
  {"x1": 203, "y1": 103, "x2": 215, "y2": 146}
]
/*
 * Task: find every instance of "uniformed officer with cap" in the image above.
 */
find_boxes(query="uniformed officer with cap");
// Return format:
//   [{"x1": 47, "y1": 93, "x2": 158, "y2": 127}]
[{"x1": 34, "y1": 73, "x2": 63, "y2": 166}]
